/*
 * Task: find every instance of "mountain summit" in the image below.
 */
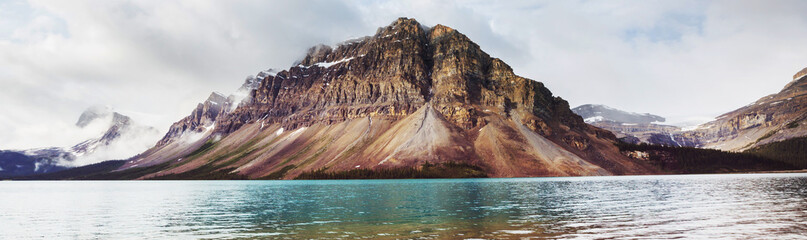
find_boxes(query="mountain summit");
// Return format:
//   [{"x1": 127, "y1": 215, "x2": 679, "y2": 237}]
[{"x1": 121, "y1": 18, "x2": 656, "y2": 179}]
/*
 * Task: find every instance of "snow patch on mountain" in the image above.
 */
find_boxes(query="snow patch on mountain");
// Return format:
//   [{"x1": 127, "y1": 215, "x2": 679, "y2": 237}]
[
  {"x1": 314, "y1": 57, "x2": 355, "y2": 68},
  {"x1": 680, "y1": 125, "x2": 700, "y2": 131},
  {"x1": 584, "y1": 116, "x2": 604, "y2": 123}
]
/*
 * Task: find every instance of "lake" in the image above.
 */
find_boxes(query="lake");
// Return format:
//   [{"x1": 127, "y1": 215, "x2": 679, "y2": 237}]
[{"x1": 1, "y1": 173, "x2": 806, "y2": 239}]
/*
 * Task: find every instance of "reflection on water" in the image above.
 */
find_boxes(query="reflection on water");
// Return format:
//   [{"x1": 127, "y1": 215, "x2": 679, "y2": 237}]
[{"x1": 1, "y1": 173, "x2": 806, "y2": 239}]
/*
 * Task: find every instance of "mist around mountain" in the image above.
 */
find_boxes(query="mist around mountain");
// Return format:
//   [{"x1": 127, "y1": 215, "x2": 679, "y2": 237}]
[{"x1": 0, "y1": 106, "x2": 160, "y2": 178}]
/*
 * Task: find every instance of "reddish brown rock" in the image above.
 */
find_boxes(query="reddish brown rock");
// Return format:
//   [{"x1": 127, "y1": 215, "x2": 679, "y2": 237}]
[{"x1": 130, "y1": 17, "x2": 658, "y2": 179}]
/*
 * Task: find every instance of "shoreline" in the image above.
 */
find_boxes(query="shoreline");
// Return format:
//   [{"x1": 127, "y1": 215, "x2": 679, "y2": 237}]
[
  {"x1": 745, "y1": 169, "x2": 807, "y2": 174},
  {"x1": 5, "y1": 170, "x2": 807, "y2": 181}
]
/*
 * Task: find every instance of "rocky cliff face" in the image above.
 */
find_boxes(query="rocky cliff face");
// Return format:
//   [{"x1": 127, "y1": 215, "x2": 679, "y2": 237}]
[
  {"x1": 155, "y1": 70, "x2": 271, "y2": 146},
  {"x1": 793, "y1": 67, "x2": 807, "y2": 85},
  {"x1": 127, "y1": 18, "x2": 657, "y2": 179},
  {"x1": 156, "y1": 92, "x2": 229, "y2": 146}
]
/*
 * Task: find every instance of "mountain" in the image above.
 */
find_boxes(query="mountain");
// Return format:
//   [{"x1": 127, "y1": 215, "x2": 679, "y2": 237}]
[
  {"x1": 579, "y1": 65, "x2": 807, "y2": 155},
  {"x1": 0, "y1": 107, "x2": 159, "y2": 178},
  {"x1": 675, "y1": 67, "x2": 807, "y2": 152},
  {"x1": 572, "y1": 104, "x2": 681, "y2": 145},
  {"x1": 73, "y1": 111, "x2": 141, "y2": 155},
  {"x1": 115, "y1": 18, "x2": 658, "y2": 179},
  {"x1": 666, "y1": 66, "x2": 807, "y2": 168},
  {"x1": 576, "y1": 67, "x2": 807, "y2": 169}
]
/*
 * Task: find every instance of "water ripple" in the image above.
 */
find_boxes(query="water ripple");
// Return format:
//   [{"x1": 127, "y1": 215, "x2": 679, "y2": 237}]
[{"x1": 1, "y1": 174, "x2": 806, "y2": 239}]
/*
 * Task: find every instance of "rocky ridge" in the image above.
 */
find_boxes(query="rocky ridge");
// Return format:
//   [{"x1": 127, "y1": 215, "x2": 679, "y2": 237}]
[
  {"x1": 673, "y1": 67, "x2": 807, "y2": 151},
  {"x1": 156, "y1": 70, "x2": 271, "y2": 146}
]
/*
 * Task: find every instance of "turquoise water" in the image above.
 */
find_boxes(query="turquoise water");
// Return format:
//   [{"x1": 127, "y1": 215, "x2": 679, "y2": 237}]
[{"x1": 1, "y1": 174, "x2": 806, "y2": 239}]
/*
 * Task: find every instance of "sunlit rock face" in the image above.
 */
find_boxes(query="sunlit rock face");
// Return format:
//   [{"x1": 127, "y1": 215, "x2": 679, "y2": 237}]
[{"x1": 133, "y1": 18, "x2": 657, "y2": 179}]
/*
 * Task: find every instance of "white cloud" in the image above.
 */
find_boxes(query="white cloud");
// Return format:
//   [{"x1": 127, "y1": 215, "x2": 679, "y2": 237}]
[
  {"x1": 65, "y1": 123, "x2": 163, "y2": 167},
  {"x1": 2, "y1": 0, "x2": 807, "y2": 150},
  {"x1": 0, "y1": 0, "x2": 369, "y2": 149},
  {"x1": 352, "y1": 0, "x2": 807, "y2": 124}
]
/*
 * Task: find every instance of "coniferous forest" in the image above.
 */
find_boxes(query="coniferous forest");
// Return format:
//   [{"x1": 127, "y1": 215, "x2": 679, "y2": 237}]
[
  {"x1": 617, "y1": 142, "x2": 798, "y2": 174},
  {"x1": 746, "y1": 137, "x2": 807, "y2": 168}
]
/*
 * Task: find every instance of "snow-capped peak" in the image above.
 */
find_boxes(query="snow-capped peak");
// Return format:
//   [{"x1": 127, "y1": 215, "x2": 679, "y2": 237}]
[{"x1": 75, "y1": 105, "x2": 114, "y2": 128}]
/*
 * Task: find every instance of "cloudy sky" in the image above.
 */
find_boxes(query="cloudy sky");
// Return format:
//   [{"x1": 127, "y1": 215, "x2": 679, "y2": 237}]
[{"x1": 2, "y1": 0, "x2": 807, "y2": 149}]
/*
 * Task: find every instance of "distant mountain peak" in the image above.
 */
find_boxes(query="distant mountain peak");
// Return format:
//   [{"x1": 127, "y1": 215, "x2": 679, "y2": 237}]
[
  {"x1": 75, "y1": 105, "x2": 113, "y2": 127},
  {"x1": 572, "y1": 104, "x2": 665, "y2": 124},
  {"x1": 1, "y1": 107, "x2": 160, "y2": 177},
  {"x1": 75, "y1": 106, "x2": 133, "y2": 130},
  {"x1": 70, "y1": 109, "x2": 157, "y2": 160}
]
